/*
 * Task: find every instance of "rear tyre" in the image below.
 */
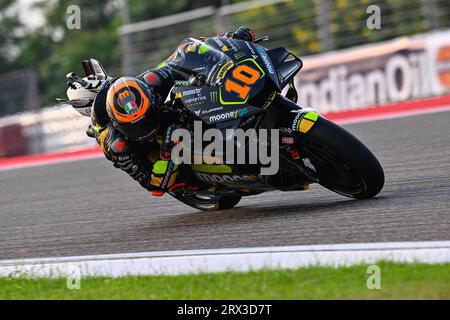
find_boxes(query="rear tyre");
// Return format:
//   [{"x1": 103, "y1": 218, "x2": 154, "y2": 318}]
[{"x1": 298, "y1": 117, "x2": 384, "y2": 199}]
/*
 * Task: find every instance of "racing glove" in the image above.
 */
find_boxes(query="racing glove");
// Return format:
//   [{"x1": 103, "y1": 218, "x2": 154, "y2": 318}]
[
  {"x1": 220, "y1": 26, "x2": 255, "y2": 42},
  {"x1": 99, "y1": 125, "x2": 154, "y2": 190},
  {"x1": 159, "y1": 124, "x2": 183, "y2": 161},
  {"x1": 232, "y1": 26, "x2": 256, "y2": 42},
  {"x1": 98, "y1": 124, "x2": 183, "y2": 195}
]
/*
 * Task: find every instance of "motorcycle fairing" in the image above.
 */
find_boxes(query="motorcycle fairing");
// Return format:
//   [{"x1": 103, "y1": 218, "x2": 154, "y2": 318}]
[
  {"x1": 172, "y1": 85, "x2": 263, "y2": 125},
  {"x1": 170, "y1": 40, "x2": 282, "y2": 126}
]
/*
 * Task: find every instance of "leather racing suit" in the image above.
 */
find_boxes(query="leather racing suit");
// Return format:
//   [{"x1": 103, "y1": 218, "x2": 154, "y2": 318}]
[{"x1": 93, "y1": 27, "x2": 256, "y2": 196}]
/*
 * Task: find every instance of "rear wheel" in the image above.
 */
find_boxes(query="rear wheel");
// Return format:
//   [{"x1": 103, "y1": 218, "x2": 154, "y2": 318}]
[
  {"x1": 169, "y1": 192, "x2": 242, "y2": 211},
  {"x1": 297, "y1": 117, "x2": 384, "y2": 199}
]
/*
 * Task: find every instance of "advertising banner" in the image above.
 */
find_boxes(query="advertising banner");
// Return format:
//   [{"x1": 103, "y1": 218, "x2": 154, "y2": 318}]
[{"x1": 295, "y1": 30, "x2": 450, "y2": 112}]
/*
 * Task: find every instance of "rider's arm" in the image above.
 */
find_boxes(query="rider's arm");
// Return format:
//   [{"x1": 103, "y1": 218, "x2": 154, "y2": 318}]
[{"x1": 97, "y1": 124, "x2": 181, "y2": 194}]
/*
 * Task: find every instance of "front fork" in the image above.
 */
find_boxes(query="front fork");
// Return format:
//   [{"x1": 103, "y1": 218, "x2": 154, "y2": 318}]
[
  {"x1": 263, "y1": 93, "x2": 320, "y2": 135},
  {"x1": 262, "y1": 93, "x2": 322, "y2": 185}
]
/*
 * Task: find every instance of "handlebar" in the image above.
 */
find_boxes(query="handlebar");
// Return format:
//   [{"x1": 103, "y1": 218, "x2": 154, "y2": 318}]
[
  {"x1": 66, "y1": 72, "x2": 89, "y2": 87},
  {"x1": 254, "y1": 35, "x2": 269, "y2": 43}
]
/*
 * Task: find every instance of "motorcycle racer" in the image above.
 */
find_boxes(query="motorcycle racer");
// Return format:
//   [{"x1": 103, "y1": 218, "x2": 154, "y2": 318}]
[{"x1": 86, "y1": 26, "x2": 256, "y2": 196}]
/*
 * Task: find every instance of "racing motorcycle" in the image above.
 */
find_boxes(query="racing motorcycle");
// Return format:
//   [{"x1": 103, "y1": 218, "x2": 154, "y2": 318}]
[{"x1": 63, "y1": 36, "x2": 384, "y2": 211}]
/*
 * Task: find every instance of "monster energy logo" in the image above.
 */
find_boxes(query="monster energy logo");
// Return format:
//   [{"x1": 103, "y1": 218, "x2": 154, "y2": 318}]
[
  {"x1": 234, "y1": 52, "x2": 246, "y2": 60},
  {"x1": 210, "y1": 91, "x2": 218, "y2": 103}
]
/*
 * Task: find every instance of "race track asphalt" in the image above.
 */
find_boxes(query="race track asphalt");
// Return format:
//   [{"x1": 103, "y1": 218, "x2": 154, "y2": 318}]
[{"x1": 0, "y1": 111, "x2": 449, "y2": 260}]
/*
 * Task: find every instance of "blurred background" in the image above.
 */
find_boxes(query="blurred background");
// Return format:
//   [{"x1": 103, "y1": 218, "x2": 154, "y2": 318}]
[{"x1": 0, "y1": 0, "x2": 449, "y2": 157}]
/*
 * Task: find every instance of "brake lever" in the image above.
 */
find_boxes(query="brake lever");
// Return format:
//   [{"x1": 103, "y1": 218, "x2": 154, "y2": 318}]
[{"x1": 66, "y1": 72, "x2": 89, "y2": 87}]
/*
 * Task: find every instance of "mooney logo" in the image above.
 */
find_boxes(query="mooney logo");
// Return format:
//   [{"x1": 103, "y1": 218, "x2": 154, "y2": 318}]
[
  {"x1": 209, "y1": 111, "x2": 235, "y2": 122},
  {"x1": 195, "y1": 173, "x2": 258, "y2": 184},
  {"x1": 208, "y1": 109, "x2": 247, "y2": 122},
  {"x1": 257, "y1": 47, "x2": 274, "y2": 74}
]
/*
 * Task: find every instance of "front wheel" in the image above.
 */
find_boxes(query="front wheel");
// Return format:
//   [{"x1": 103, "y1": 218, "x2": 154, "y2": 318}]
[
  {"x1": 296, "y1": 117, "x2": 384, "y2": 199},
  {"x1": 169, "y1": 192, "x2": 243, "y2": 211}
]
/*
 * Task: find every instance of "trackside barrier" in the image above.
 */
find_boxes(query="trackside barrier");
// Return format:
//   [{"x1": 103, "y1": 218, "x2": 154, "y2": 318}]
[{"x1": 0, "y1": 104, "x2": 95, "y2": 157}]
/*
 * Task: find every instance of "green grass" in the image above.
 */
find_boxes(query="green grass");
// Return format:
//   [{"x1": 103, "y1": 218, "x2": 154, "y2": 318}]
[{"x1": 0, "y1": 262, "x2": 449, "y2": 299}]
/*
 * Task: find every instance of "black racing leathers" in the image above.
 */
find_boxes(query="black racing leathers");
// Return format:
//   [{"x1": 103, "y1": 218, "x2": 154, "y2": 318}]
[{"x1": 96, "y1": 28, "x2": 256, "y2": 193}]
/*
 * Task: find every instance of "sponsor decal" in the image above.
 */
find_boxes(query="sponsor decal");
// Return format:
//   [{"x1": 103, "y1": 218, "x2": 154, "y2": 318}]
[
  {"x1": 289, "y1": 149, "x2": 300, "y2": 159},
  {"x1": 302, "y1": 157, "x2": 316, "y2": 172},
  {"x1": 228, "y1": 39, "x2": 240, "y2": 52},
  {"x1": 235, "y1": 108, "x2": 248, "y2": 118},
  {"x1": 145, "y1": 73, "x2": 158, "y2": 85},
  {"x1": 184, "y1": 43, "x2": 197, "y2": 54},
  {"x1": 115, "y1": 140, "x2": 126, "y2": 152},
  {"x1": 124, "y1": 101, "x2": 138, "y2": 114},
  {"x1": 281, "y1": 137, "x2": 294, "y2": 144},
  {"x1": 92, "y1": 64, "x2": 103, "y2": 77},
  {"x1": 174, "y1": 80, "x2": 190, "y2": 86},
  {"x1": 184, "y1": 96, "x2": 207, "y2": 104},
  {"x1": 436, "y1": 45, "x2": 450, "y2": 88},
  {"x1": 196, "y1": 173, "x2": 259, "y2": 184},
  {"x1": 262, "y1": 92, "x2": 277, "y2": 109},
  {"x1": 291, "y1": 111, "x2": 318, "y2": 133},
  {"x1": 174, "y1": 92, "x2": 182, "y2": 99},
  {"x1": 280, "y1": 127, "x2": 293, "y2": 134},
  {"x1": 198, "y1": 43, "x2": 210, "y2": 54},
  {"x1": 245, "y1": 41, "x2": 256, "y2": 55},
  {"x1": 213, "y1": 38, "x2": 225, "y2": 47},
  {"x1": 217, "y1": 61, "x2": 234, "y2": 79},
  {"x1": 182, "y1": 88, "x2": 202, "y2": 96},
  {"x1": 234, "y1": 52, "x2": 246, "y2": 60},
  {"x1": 291, "y1": 112, "x2": 302, "y2": 131},
  {"x1": 210, "y1": 91, "x2": 218, "y2": 103},
  {"x1": 240, "y1": 115, "x2": 255, "y2": 127},
  {"x1": 201, "y1": 106, "x2": 223, "y2": 115},
  {"x1": 221, "y1": 45, "x2": 230, "y2": 52},
  {"x1": 209, "y1": 111, "x2": 235, "y2": 122},
  {"x1": 156, "y1": 68, "x2": 170, "y2": 78},
  {"x1": 256, "y1": 46, "x2": 275, "y2": 74},
  {"x1": 208, "y1": 109, "x2": 248, "y2": 122},
  {"x1": 161, "y1": 161, "x2": 175, "y2": 189}
]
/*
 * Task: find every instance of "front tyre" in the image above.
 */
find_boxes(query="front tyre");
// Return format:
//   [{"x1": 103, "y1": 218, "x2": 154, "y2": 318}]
[
  {"x1": 298, "y1": 117, "x2": 384, "y2": 199},
  {"x1": 169, "y1": 192, "x2": 242, "y2": 211}
]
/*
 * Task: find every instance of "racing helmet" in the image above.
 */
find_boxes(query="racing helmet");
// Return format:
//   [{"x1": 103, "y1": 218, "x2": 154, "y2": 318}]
[{"x1": 106, "y1": 76, "x2": 160, "y2": 141}]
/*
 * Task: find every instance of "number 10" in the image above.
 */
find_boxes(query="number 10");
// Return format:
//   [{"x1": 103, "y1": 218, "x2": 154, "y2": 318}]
[{"x1": 224, "y1": 65, "x2": 261, "y2": 99}]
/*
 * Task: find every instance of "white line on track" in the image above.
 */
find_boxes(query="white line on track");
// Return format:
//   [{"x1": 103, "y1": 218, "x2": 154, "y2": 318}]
[
  {"x1": 0, "y1": 152, "x2": 103, "y2": 172},
  {"x1": 0, "y1": 241, "x2": 448, "y2": 278}
]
